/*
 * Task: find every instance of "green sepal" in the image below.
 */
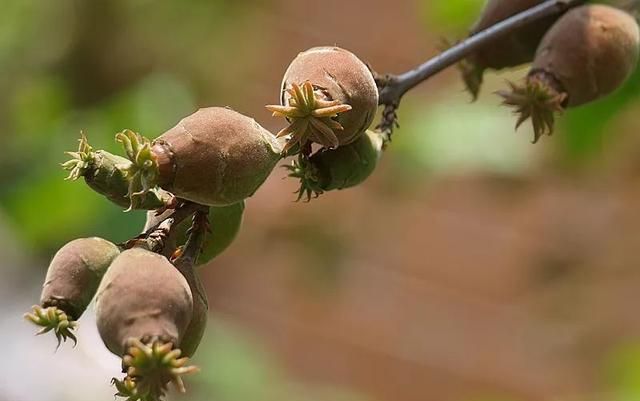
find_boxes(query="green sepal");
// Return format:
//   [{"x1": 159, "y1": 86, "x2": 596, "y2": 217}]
[
  {"x1": 286, "y1": 129, "x2": 384, "y2": 201},
  {"x1": 113, "y1": 376, "x2": 145, "y2": 401},
  {"x1": 115, "y1": 130, "x2": 161, "y2": 211},
  {"x1": 24, "y1": 305, "x2": 78, "y2": 348},
  {"x1": 112, "y1": 337, "x2": 199, "y2": 401},
  {"x1": 61, "y1": 134, "x2": 96, "y2": 181},
  {"x1": 266, "y1": 81, "x2": 352, "y2": 153},
  {"x1": 284, "y1": 155, "x2": 326, "y2": 202}
]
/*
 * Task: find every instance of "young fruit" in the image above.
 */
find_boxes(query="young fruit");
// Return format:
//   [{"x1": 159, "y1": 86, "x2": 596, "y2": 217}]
[
  {"x1": 460, "y1": 0, "x2": 559, "y2": 99},
  {"x1": 287, "y1": 130, "x2": 385, "y2": 201},
  {"x1": 498, "y1": 5, "x2": 640, "y2": 142},
  {"x1": 95, "y1": 248, "x2": 197, "y2": 401},
  {"x1": 62, "y1": 135, "x2": 175, "y2": 211},
  {"x1": 69, "y1": 107, "x2": 282, "y2": 208},
  {"x1": 267, "y1": 46, "x2": 379, "y2": 154},
  {"x1": 144, "y1": 201, "x2": 245, "y2": 264},
  {"x1": 25, "y1": 237, "x2": 120, "y2": 346}
]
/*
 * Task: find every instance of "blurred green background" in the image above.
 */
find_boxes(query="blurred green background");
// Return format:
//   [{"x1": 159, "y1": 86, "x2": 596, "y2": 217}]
[{"x1": 3, "y1": 1, "x2": 640, "y2": 401}]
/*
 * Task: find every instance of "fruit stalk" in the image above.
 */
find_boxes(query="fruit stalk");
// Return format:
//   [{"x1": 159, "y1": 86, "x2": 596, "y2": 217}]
[{"x1": 142, "y1": 202, "x2": 205, "y2": 235}]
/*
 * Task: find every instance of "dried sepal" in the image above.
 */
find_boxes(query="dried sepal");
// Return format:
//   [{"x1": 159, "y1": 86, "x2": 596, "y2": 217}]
[
  {"x1": 115, "y1": 130, "x2": 161, "y2": 210},
  {"x1": 24, "y1": 305, "x2": 78, "y2": 348},
  {"x1": 61, "y1": 134, "x2": 95, "y2": 181},
  {"x1": 458, "y1": 58, "x2": 484, "y2": 101},
  {"x1": 439, "y1": 38, "x2": 484, "y2": 101},
  {"x1": 284, "y1": 155, "x2": 324, "y2": 202},
  {"x1": 113, "y1": 337, "x2": 199, "y2": 401},
  {"x1": 266, "y1": 81, "x2": 352, "y2": 153},
  {"x1": 496, "y1": 75, "x2": 567, "y2": 143}
]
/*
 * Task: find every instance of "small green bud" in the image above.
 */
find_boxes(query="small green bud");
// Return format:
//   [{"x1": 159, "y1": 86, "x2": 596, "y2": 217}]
[
  {"x1": 62, "y1": 134, "x2": 174, "y2": 210},
  {"x1": 287, "y1": 130, "x2": 384, "y2": 201}
]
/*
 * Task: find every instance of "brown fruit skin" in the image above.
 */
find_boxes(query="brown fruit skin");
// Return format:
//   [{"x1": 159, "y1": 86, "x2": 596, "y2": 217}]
[
  {"x1": 532, "y1": 4, "x2": 640, "y2": 107},
  {"x1": 95, "y1": 248, "x2": 193, "y2": 357},
  {"x1": 280, "y1": 46, "x2": 378, "y2": 146},
  {"x1": 153, "y1": 107, "x2": 282, "y2": 207},
  {"x1": 469, "y1": 0, "x2": 557, "y2": 70},
  {"x1": 41, "y1": 237, "x2": 120, "y2": 319}
]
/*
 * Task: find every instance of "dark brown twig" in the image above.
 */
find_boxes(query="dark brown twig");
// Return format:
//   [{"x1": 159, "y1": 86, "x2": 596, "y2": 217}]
[
  {"x1": 141, "y1": 201, "x2": 205, "y2": 238},
  {"x1": 174, "y1": 209, "x2": 210, "y2": 267},
  {"x1": 120, "y1": 200, "x2": 207, "y2": 252}
]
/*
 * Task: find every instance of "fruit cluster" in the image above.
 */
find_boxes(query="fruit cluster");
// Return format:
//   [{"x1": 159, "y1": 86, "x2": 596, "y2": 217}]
[
  {"x1": 27, "y1": 46, "x2": 383, "y2": 401},
  {"x1": 25, "y1": 2, "x2": 640, "y2": 400},
  {"x1": 460, "y1": 2, "x2": 640, "y2": 142}
]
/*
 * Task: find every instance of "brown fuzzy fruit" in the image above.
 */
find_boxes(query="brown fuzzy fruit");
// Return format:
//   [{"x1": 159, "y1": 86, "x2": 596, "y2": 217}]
[
  {"x1": 460, "y1": 0, "x2": 559, "y2": 99},
  {"x1": 25, "y1": 237, "x2": 120, "y2": 346},
  {"x1": 151, "y1": 107, "x2": 282, "y2": 206},
  {"x1": 95, "y1": 248, "x2": 193, "y2": 356},
  {"x1": 67, "y1": 107, "x2": 282, "y2": 209},
  {"x1": 95, "y1": 248, "x2": 197, "y2": 401},
  {"x1": 267, "y1": 46, "x2": 378, "y2": 153},
  {"x1": 498, "y1": 5, "x2": 640, "y2": 142}
]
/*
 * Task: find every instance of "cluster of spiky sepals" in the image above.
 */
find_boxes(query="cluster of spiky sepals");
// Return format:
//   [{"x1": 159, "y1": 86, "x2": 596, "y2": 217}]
[
  {"x1": 115, "y1": 130, "x2": 161, "y2": 210},
  {"x1": 112, "y1": 338, "x2": 198, "y2": 401},
  {"x1": 284, "y1": 155, "x2": 324, "y2": 202},
  {"x1": 497, "y1": 76, "x2": 567, "y2": 143},
  {"x1": 61, "y1": 134, "x2": 95, "y2": 181},
  {"x1": 24, "y1": 305, "x2": 77, "y2": 348},
  {"x1": 266, "y1": 81, "x2": 352, "y2": 154}
]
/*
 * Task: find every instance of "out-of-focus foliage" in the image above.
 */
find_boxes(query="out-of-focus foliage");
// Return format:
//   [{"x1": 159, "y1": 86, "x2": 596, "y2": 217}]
[
  {"x1": 0, "y1": 0, "x2": 253, "y2": 254},
  {"x1": 605, "y1": 343, "x2": 640, "y2": 401},
  {"x1": 392, "y1": 93, "x2": 534, "y2": 177},
  {"x1": 420, "y1": 0, "x2": 484, "y2": 34},
  {"x1": 560, "y1": 68, "x2": 640, "y2": 163}
]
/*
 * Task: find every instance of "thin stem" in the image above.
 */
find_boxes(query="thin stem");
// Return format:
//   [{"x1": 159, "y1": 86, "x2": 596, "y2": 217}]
[
  {"x1": 120, "y1": 201, "x2": 206, "y2": 252},
  {"x1": 141, "y1": 201, "x2": 205, "y2": 239},
  {"x1": 377, "y1": 0, "x2": 586, "y2": 107},
  {"x1": 145, "y1": 218, "x2": 175, "y2": 253},
  {"x1": 175, "y1": 209, "x2": 210, "y2": 267}
]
